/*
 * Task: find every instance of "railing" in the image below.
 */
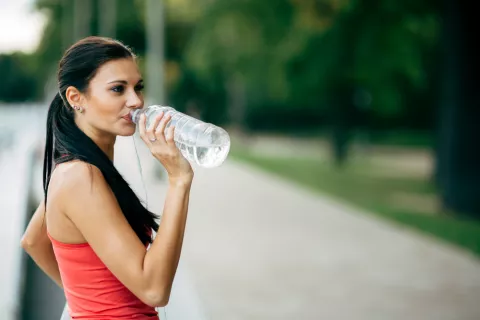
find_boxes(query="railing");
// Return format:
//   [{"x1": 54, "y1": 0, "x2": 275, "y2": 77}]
[{"x1": 0, "y1": 104, "x2": 52, "y2": 319}]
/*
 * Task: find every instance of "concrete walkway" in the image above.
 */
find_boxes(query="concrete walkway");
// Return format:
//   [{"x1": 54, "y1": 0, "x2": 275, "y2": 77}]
[{"x1": 119, "y1": 135, "x2": 480, "y2": 320}]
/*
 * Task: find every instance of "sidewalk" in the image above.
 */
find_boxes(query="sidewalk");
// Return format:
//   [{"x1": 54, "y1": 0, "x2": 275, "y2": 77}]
[{"x1": 117, "y1": 135, "x2": 480, "y2": 320}]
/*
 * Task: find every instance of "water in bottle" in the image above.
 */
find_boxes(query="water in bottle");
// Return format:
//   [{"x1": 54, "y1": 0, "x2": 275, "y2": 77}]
[{"x1": 130, "y1": 106, "x2": 230, "y2": 168}]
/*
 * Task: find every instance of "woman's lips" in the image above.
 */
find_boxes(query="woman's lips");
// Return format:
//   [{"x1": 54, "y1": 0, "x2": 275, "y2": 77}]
[{"x1": 122, "y1": 113, "x2": 133, "y2": 123}]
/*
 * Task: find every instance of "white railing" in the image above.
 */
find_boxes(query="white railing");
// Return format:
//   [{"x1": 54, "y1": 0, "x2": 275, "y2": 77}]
[{"x1": 0, "y1": 104, "x2": 45, "y2": 319}]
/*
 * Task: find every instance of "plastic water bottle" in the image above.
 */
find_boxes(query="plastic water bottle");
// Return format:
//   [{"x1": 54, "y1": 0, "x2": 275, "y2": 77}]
[{"x1": 131, "y1": 105, "x2": 230, "y2": 168}]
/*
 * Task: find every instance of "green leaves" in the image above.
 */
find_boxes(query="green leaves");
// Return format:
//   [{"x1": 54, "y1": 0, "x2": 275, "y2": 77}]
[
  {"x1": 182, "y1": 0, "x2": 439, "y2": 125},
  {"x1": 15, "y1": 0, "x2": 439, "y2": 130}
]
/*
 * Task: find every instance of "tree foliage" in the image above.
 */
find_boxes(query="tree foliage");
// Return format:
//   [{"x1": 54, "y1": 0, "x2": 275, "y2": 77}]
[
  {"x1": 177, "y1": 0, "x2": 440, "y2": 130},
  {"x1": 0, "y1": 53, "x2": 38, "y2": 102},
  {"x1": 1, "y1": 0, "x2": 440, "y2": 133}
]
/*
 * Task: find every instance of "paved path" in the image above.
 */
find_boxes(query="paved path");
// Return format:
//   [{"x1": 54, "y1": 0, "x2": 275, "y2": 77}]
[
  {"x1": 124, "y1": 135, "x2": 480, "y2": 320},
  {"x1": 9, "y1": 118, "x2": 480, "y2": 320}
]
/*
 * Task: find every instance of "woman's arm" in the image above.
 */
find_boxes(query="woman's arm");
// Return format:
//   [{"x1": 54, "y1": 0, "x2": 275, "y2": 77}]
[
  {"x1": 63, "y1": 162, "x2": 191, "y2": 307},
  {"x1": 20, "y1": 200, "x2": 63, "y2": 288}
]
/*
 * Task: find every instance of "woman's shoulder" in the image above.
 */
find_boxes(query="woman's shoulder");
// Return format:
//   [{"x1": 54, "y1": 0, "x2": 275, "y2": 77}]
[{"x1": 52, "y1": 160, "x2": 104, "y2": 192}]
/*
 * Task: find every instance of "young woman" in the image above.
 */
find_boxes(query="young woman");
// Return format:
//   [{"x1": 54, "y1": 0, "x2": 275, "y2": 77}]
[{"x1": 21, "y1": 36, "x2": 193, "y2": 319}]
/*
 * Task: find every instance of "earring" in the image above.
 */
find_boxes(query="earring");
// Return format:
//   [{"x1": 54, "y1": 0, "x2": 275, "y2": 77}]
[{"x1": 73, "y1": 105, "x2": 84, "y2": 113}]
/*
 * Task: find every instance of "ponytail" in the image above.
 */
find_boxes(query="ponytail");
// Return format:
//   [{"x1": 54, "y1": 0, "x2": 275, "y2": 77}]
[{"x1": 43, "y1": 92, "x2": 64, "y2": 204}]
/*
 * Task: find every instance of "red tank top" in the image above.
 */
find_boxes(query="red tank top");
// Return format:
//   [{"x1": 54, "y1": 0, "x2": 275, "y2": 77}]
[{"x1": 48, "y1": 233, "x2": 159, "y2": 319}]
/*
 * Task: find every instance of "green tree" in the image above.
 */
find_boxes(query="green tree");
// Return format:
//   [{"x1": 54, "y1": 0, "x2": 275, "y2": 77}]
[
  {"x1": 32, "y1": 0, "x2": 146, "y2": 87},
  {"x1": 181, "y1": 0, "x2": 439, "y2": 164},
  {"x1": 0, "y1": 53, "x2": 39, "y2": 102}
]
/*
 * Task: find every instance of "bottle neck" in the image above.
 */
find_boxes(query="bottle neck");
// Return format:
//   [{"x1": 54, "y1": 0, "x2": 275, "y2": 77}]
[
  {"x1": 130, "y1": 109, "x2": 143, "y2": 124},
  {"x1": 130, "y1": 105, "x2": 175, "y2": 124}
]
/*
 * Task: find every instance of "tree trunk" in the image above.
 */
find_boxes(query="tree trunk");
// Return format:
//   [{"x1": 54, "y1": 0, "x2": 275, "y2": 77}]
[
  {"x1": 73, "y1": 0, "x2": 92, "y2": 41},
  {"x1": 145, "y1": 0, "x2": 165, "y2": 105},
  {"x1": 226, "y1": 75, "x2": 246, "y2": 134},
  {"x1": 437, "y1": 0, "x2": 480, "y2": 217},
  {"x1": 330, "y1": 84, "x2": 354, "y2": 168},
  {"x1": 99, "y1": 0, "x2": 117, "y2": 38}
]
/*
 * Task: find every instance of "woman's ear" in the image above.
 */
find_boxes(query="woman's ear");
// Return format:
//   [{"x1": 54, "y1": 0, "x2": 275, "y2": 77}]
[{"x1": 65, "y1": 86, "x2": 84, "y2": 109}]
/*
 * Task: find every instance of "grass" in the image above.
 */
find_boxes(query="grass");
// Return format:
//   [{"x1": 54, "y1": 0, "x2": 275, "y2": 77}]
[
  {"x1": 231, "y1": 149, "x2": 480, "y2": 256},
  {"x1": 252, "y1": 129, "x2": 433, "y2": 149}
]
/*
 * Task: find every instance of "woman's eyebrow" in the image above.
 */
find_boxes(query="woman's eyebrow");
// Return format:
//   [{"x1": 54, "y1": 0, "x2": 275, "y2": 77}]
[
  {"x1": 107, "y1": 79, "x2": 143, "y2": 85},
  {"x1": 108, "y1": 80, "x2": 128, "y2": 84}
]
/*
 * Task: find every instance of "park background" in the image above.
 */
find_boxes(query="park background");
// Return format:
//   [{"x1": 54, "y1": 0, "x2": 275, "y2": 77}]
[{"x1": 0, "y1": 0, "x2": 479, "y2": 319}]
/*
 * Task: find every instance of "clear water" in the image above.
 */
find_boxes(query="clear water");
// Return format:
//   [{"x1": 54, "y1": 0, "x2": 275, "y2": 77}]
[
  {"x1": 176, "y1": 141, "x2": 230, "y2": 168},
  {"x1": 132, "y1": 106, "x2": 231, "y2": 168},
  {"x1": 173, "y1": 119, "x2": 231, "y2": 168}
]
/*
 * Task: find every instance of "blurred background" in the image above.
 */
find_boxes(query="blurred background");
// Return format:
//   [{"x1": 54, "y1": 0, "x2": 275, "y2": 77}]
[{"x1": 1, "y1": 0, "x2": 479, "y2": 319}]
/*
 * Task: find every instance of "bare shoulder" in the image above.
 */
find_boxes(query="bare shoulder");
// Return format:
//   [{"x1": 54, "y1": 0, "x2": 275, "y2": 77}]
[
  {"x1": 52, "y1": 160, "x2": 104, "y2": 192},
  {"x1": 49, "y1": 160, "x2": 110, "y2": 210},
  {"x1": 50, "y1": 160, "x2": 130, "y2": 238}
]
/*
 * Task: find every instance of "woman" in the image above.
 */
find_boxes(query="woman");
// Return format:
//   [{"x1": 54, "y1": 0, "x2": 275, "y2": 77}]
[{"x1": 21, "y1": 36, "x2": 193, "y2": 319}]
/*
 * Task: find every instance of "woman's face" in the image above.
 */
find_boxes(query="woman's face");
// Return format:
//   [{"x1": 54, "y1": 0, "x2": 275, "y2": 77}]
[{"x1": 80, "y1": 57, "x2": 144, "y2": 137}]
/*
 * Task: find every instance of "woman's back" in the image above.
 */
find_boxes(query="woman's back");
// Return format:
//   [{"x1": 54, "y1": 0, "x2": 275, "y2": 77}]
[
  {"x1": 46, "y1": 162, "x2": 158, "y2": 319},
  {"x1": 46, "y1": 161, "x2": 88, "y2": 244},
  {"x1": 48, "y1": 233, "x2": 158, "y2": 319}
]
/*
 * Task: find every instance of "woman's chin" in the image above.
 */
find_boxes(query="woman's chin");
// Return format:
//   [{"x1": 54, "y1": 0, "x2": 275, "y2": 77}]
[{"x1": 117, "y1": 124, "x2": 137, "y2": 137}]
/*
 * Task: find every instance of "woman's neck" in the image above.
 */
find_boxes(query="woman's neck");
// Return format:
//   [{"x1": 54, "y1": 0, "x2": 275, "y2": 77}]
[
  {"x1": 76, "y1": 120, "x2": 115, "y2": 161},
  {"x1": 93, "y1": 136, "x2": 115, "y2": 161}
]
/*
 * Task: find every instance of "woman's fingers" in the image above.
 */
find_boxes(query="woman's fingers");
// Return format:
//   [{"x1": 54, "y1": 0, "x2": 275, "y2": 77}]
[
  {"x1": 140, "y1": 112, "x2": 179, "y2": 162},
  {"x1": 154, "y1": 112, "x2": 171, "y2": 142},
  {"x1": 139, "y1": 113, "x2": 147, "y2": 142},
  {"x1": 147, "y1": 112, "x2": 164, "y2": 142},
  {"x1": 165, "y1": 125, "x2": 176, "y2": 145}
]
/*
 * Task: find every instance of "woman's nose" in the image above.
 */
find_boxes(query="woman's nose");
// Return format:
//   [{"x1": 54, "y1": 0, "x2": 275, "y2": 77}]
[{"x1": 126, "y1": 90, "x2": 143, "y2": 109}]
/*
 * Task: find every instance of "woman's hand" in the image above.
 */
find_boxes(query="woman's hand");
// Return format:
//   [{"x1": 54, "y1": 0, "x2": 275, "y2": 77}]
[{"x1": 139, "y1": 112, "x2": 193, "y2": 184}]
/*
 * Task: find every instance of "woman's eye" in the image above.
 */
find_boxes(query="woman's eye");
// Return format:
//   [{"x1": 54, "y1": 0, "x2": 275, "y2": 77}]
[
  {"x1": 135, "y1": 84, "x2": 145, "y2": 91},
  {"x1": 111, "y1": 85, "x2": 124, "y2": 93}
]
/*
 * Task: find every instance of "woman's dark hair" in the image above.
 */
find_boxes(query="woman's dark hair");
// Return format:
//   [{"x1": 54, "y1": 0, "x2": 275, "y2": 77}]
[{"x1": 43, "y1": 36, "x2": 158, "y2": 244}]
